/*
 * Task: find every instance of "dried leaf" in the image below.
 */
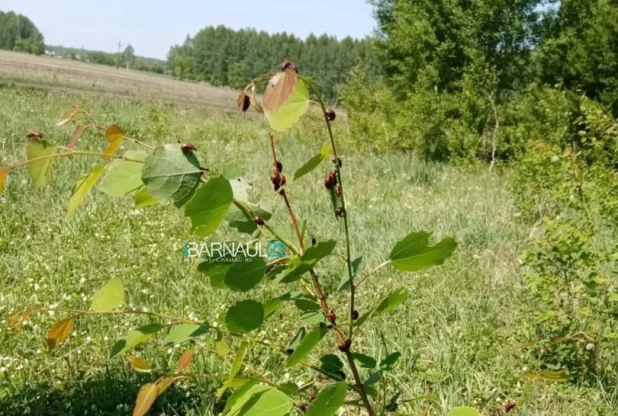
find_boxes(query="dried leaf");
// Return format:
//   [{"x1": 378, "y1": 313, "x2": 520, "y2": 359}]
[
  {"x1": 237, "y1": 92, "x2": 251, "y2": 112},
  {"x1": 56, "y1": 106, "x2": 81, "y2": 127},
  {"x1": 7, "y1": 309, "x2": 33, "y2": 333},
  {"x1": 262, "y1": 69, "x2": 297, "y2": 115},
  {"x1": 46, "y1": 318, "x2": 75, "y2": 350},
  {"x1": 67, "y1": 125, "x2": 88, "y2": 149},
  {"x1": 127, "y1": 356, "x2": 152, "y2": 372},
  {"x1": 177, "y1": 350, "x2": 194, "y2": 373},
  {"x1": 133, "y1": 383, "x2": 158, "y2": 416},
  {"x1": 0, "y1": 169, "x2": 7, "y2": 193}
]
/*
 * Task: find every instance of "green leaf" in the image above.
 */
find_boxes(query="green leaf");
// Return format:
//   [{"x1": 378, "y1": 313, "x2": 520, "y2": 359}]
[
  {"x1": 523, "y1": 369, "x2": 570, "y2": 382},
  {"x1": 286, "y1": 328, "x2": 306, "y2": 352},
  {"x1": 280, "y1": 240, "x2": 336, "y2": 283},
  {"x1": 110, "y1": 323, "x2": 163, "y2": 358},
  {"x1": 448, "y1": 407, "x2": 480, "y2": 416},
  {"x1": 99, "y1": 151, "x2": 147, "y2": 197},
  {"x1": 356, "y1": 288, "x2": 409, "y2": 327},
  {"x1": 225, "y1": 300, "x2": 264, "y2": 334},
  {"x1": 223, "y1": 380, "x2": 258, "y2": 414},
  {"x1": 364, "y1": 371, "x2": 382, "y2": 386},
  {"x1": 227, "y1": 202, "x2": 272, "y2": 234},
  {"x1": 163, "y1": 324, "x2": 208, "y2": 345},
  {"x1": 198, "y1": 254, "x2": 235, "y2": 289},
  {"x1": 224, "y1": 385, "x2": 291, "y2": 416},
  {"x1": 293, "y1": 145, "x2": 331, "y2": 181},
  {"x1": 91, "y1": 277, "x2": 124, "y2": 312},
  {"x1": 263, "y1": 298, "x2": 284, "y2": 319},
  {"x1": 217, "y1": 341, "x2": 248, "y2": 399},
  {"x1": 286, "y1": 324, "x2": 328, "y2": 368},
  {"x1": 305, "y1": 382, "x2": 347, "y2": 416},
  {"x1": 389, "y1": 231, "x2": 457, "y2": 272},
  {"x1": 142, "y1": 144, "x2": 202, "y2": 207},
  {"x1": 380, "y1": 352, "x2": 401, "y2": 371},
  {"x1": 375, "y1": 288, "x2": 409, "y2": 315},
  {"x1": 224, "y1": 256, "x2": 267, "y2": 292},
  {"x1": 185, "y1": 176, "x2": 234, "y2": 237},
  {"x1": 352, "y1": 353, "x2": 377, "y2": 369},
  {"x1": 26, "y1": 140, "x2": 56, "y2": 189},
  {"x1": 320, "y1": 354, "x2": 344, "y2": 374},
  {"x1": 67, "y1": 164, "x2": 105, "y2": 216},
  {"x1": 134, "y1": 186, "x2": 157, "y2": 206},
  {"x1": 263, "y1": 73, "x2": 310, "y2": 132},
  {"x1": 338, "y1": 256, "x2": 363, "y2": 292}
]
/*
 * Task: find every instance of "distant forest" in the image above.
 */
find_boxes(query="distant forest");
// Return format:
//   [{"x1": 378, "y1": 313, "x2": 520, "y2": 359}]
[
  {"x1": 0, "y1": 11, "x2": 45, "y2": 55},
  {"x1": 167, "y1": 26, "x2": 379, "y2": 99},
  {"x1": 0, "y1": 10, "x2": 377, "y2": 100}
]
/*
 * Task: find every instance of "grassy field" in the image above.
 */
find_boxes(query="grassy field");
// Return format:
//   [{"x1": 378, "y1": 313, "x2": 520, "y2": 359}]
[{"x1": 0, "y1": 57, "x2": 616, "y2": 415}]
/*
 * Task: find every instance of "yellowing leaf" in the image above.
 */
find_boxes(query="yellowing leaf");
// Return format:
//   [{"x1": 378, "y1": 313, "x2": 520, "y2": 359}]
[
  {"x1": 155, "y1": 376, "x2": 176, "y2": 396},
  {"x1": 56, "y1": 106, "x2": 81, "y2": 127},
  {"x1": 0, "y1": 169, "x2": 7, "y2": 193},
  {"x1": 524, "y1": 369, "x2": 570, "y2": 382},
  {"x1": 133, "y1": 383, "x2": 158, "y2": 416},
  {"x1": 46, "y1": 318, "x2": 74, "y2": 350},
  {"x1": 26, "y1": 140, "x2": 56, "y2": 189},
  {"x1": 7, "y1": 309, "x2": 33, "y2": 333},
  {"x1": 215, "y1": 339, "x2": 231, "y2": 357},
  {"x1": 67, "y1": 164, "x2": 105, "y2": 216},
  {"x1": 91, "y1": 278, "x2": 125, "y2": 312},
  {"x1": 104, "y1": 125, "x2": 124, "y2": 157},
  {"x1": 177, "y1": 350, "x2": 194, "y2": 372},
  {"x1": 127, "y1": 356, "x2": 152, "y2": 372}
]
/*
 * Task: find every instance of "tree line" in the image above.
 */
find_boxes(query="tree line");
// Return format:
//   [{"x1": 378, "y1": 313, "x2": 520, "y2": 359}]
[
  {"x1": 0, "y1": 11, "x2": 45, "y2": 55},
  {"x1": 342, "y1": 0, "x2": 618, "y2": 160},
  {"x1": 168, "y1": 26, "x2": 378, "y2": 99}
]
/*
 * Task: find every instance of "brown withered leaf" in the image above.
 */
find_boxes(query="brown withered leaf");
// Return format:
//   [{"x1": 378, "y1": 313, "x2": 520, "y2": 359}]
[
  {"x1": 67, "y1": 125, "x2": 88, "y2": 149},
  {"x1": 237, "y1": 92, "x2": 251, "y2": 112},
  {"x1": 133, "y1": 383, "x2": 158, "y2": 416},
  {"x1": 127, "y1": 356, "x2": 152, "y2": 372},
  {"x1": 0, "y1": 169, "x2": 7, "y2": 194},
  {"x1": 262, "y1": 68, "x2": 297, "y2": 115},
  {"x1": 7, "y1": 309, "x2": 33, "y2": 333},
  {"x1": 46, "y1": 318, "x2": 75, "y2": 350},
  {"x1": 177, "y1": 350, "x2": 194, "y2": 373}
]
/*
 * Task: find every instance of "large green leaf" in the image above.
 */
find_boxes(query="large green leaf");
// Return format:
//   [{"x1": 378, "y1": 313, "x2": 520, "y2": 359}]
[
  {"x1": 223, "y1": 384, "x2": 291, "y2": 416},
  {"x1": 305, "y1": 382, "x2": 347, "y2": 416},
  {"x1": 448, "y1": 407, "x2": 480, "y2": 416},
  {"x1": 110, "y1": 323, "x2": 163, "y2": 358},
  {"x1": 279, "y1": 240, "x2": 336, "y2": 283},
  {"x1": 264, "y1": 74, "x2": 310, "y2": 132},
  {"x1": 99, "y1": 150, "x2": 147, "y2": 197},
  {"x1": 67, "y1": 164, "x2": 105, "y2": 216},
  {"x1": 185, "y1": 176, "x2": 234, "y2": 237},
  {"x1": 163, "y1": 324, "x2": 208, "y2": 345},
  {"x1": 286, "y1": 324, "x2": 328, "y2": 368},
  {"x1": 26, "y1": 140, "x2": 56, "y2": 189},
  {"x1": 293, "y1": 145, "x2": 331, "y2": 181},
  {"x1": 91, "y1": 277, "x2": 124, "y2": 312},
  {"x1": 142, "y1": 144, "x2": 202, "y2": 207},
  {"x1": 198, "y1": 254, "x2": 235, "y2": 289},
  {"x1": 225, "y1": 300, "x2": 264, "y2": 333},
  {"x1": 224, "y1": 256, "x2": 267, "y2": 292},
  {"x1": 388, "y1": 231, "x2": 457, "y2": 272}
]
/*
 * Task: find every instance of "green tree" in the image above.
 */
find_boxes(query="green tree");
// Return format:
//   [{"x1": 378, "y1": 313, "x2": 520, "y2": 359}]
[{"x1": 0, "y1": 11, "x2": 45, "y2": 55}]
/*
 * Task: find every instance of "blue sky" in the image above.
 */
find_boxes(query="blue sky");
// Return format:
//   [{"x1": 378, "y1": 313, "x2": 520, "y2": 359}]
[{"x1": 2, "y1": 1, "x2": 376, "y2": 59}]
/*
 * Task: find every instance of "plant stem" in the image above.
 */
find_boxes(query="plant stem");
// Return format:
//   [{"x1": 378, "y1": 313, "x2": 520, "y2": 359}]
[
  {"x1": 3, "y1": 150, "x2": 144, "y2": 171},
  {"x1": 267, "y1": 131, "x2": 376, "y2": 416}
]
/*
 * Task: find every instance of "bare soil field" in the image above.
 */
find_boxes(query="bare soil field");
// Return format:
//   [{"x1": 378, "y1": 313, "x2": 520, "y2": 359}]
[{"x1": 0, "y1": 51, "x2": 239, "y2": 110}]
